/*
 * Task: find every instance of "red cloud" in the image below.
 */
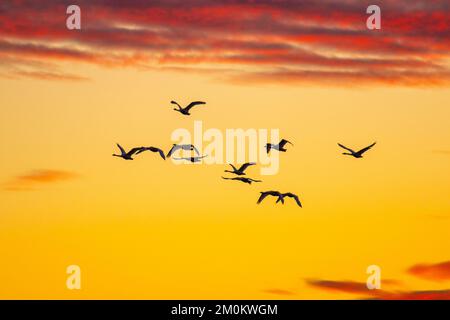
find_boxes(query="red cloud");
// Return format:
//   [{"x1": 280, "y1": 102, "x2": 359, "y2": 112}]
[
  {"x1": 263, "y1": 289, "x2": 295, "y2": 296},
  {"x1": 307, "y1": 279, "x2": 372, "y2": 295},
  {"x1": 408, "y1": 261, "x2": 450, "y2": 282},
  {"x1": 379, "y1": 290, "x2": 450, "y2": 300},
  {"x1": 0, "y1": 1, "x2": 448, "y2": 85},
  {"x1": 4, "y1": 169, "x2": 78, "y2": 191},
  {"x1": 307, "y1": 279, "x2": 450, "y2": 300}
]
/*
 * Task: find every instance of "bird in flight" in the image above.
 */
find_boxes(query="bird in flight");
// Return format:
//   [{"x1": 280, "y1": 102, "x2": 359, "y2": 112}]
[
  {"x1": 171, "y1": 100, "x2": 206, "y2": 116},
  {"x1": 136, "y1": 146, "x2": 166, "y2": 160},
  {"x1": 224, "y1": 162, "x2": 256, "y2": 176},
  {"x1": 257, "y1": 191, "x2": 283, "y2": 204},
  {"x1": 257, "y1": 191, "x2": 302, "y2": 207},
  {"x1": 173, "y1": 155, "x2": 207, "y2": 163},
  {"x1": 167, "y1": 144, "x2": 200, "y2": 158},
  {"x1": 279, "y1": 192, "x2": 302, "y2": 207},
  {"x1": 266, "y1": 139, "x2": 293, "y2": 153},
  {"x1": 112, "y1": 143, "x2": 145, "y2": 160},
  {"x1": 222, "y1": 176, "x2": 262, "y2": 185},
  {"x1": 338, "y1": 142, "x2": 376, "y2": 158}
]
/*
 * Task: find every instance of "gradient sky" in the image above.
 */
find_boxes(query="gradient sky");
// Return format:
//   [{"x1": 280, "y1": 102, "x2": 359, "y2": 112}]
[{"x1": 0, "y1": 0, "x2": 449, "y2": 299}]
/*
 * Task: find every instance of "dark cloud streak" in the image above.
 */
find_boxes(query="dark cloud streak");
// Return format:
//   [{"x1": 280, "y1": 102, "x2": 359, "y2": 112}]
[{"x1": 307, "y1": 278, "x2": 450, "y2": 300}]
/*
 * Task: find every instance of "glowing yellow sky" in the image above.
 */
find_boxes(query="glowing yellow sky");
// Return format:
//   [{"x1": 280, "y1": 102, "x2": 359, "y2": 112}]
[{"x1": 0, "y1": 64, "x2": 449, "y2": 299}]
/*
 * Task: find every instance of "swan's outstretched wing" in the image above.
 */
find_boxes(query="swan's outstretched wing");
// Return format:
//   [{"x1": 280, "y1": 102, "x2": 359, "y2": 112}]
[
  {"x1": 257, "y1": 192, "x2": 270, "y2": 204},
  {"x1": 249, "y1": 178, "x2": 262, "y2": 183},
  {"x1": 166, "y1": 144, "x2": 179, "y2": 158},
  {"x1": 116, "y1": 143, "x2": 126, "y2": 156},
  {"x1": 144, "y1": 147, "x2": 166, "y2": 160},
  {"x1": 127, "y1": 147, "x2": 144, "y2": 156},
  {"x1": 190, "y1": 145, "x2": 201, "y2": 155},
  {"x1": 275, "y1": 196, "x2": 285, "y2": 204},
  {"x1": 238, "y1": 162, "x2": 256, "y2": 172},
  {"x1": 338, "y1": 143, "x2": 355, "y2": 153},
  {"x1": 136, "y1": 147, "x2": 153, "y2": 155},
  {"x1": 170, "y1": 101, "x2": 181, "y2": 108},
  {"x1": 156, "y1": 148, "x2": 166, "y2": 160},
  {"x1": 284, "y1": 192, "x2": 302, "y2": 207},
  {"x1": 279, "y1": 139, "x2": 293, "y2": 148},
  {"x1": 228, "y1": 164, "x2": 238, "y2": 172},
  {"x1": 184, "y1": 101, "x2": 206, "y2": 112},
  {"x1": 257, "y1": 191, "x2": 280, "y2": 204},
  {"x1": 292, "y1": 195, "x2": 302, "y2": 207},
  {"x1": 357, "y1": 142, "x2": 376, "y2": 155}
]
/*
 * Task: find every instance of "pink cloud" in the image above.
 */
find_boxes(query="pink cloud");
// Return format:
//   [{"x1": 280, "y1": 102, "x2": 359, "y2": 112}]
[{"x1": 0, "y1": 1, "x2": 448, "y2": 85}]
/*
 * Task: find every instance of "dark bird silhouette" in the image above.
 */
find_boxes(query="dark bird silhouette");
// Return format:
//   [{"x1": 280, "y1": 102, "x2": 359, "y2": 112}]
[
  {"x1": 257, "y1": 191, "x2": 302, "y2": 207},
  {"x1": 166, "y1": 144, "x2": 200, "y2": 158},
  {"x1": 257, "y1": 191, "x2": 283, "y2": 204},
  {"x1": 222, "y1": 176, "x2": 262, "y2": 185},
  {"x1": 112, "y1": 143, "x2": 145, "y2": 160},
  {"x1": 338, "y1": 142, "x2": 376, "y2": 158},
  {"x1": 266, "y1": 139, "x2": 293, "y2": 153},
  {"x1": 171, "y1": 100, "x2": 206, "y2": 115},
  {"x1": 279, "y1": 192, "x2": 302, "y2": 207},
  {"x1": 136, "y1": 146, "x2": 166, "y2": 160},
  {"x1": 173, "y1": 155, "x2": 207, "y2": 163},
  {"x1": 224, "y1": 162, "x2": 256, "y2": 176}
]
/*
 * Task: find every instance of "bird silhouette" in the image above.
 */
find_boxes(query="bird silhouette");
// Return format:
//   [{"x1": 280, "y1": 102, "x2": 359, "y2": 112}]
[
  {"x1": 171, "y1": 100, "x2": 206, "y2": 115},
  {"x1": 224, "y1": 162, "x2": 256, "y2": 176},
  {"x1": 257, "y1": 191, "x2": 302, "y2": 207},
  {"x1": 338, "y1": 142, "x2": 376, "y2": 158},
  {"x1": 222, "y1": 176, "x2": 262, "y2": 185},
  {"x1": 167, "y1": 144, "x2": 200, "y2": 158},
  {"x1": 173, "y1": 155, "x2": 207, "y2": 163},
  {"x1": 266, "y1": 139, "x2": 293, "y2": 153},
  {"x1": 257, "y1": 191, "x2": 284, "y2": 204},
  {"x1": 112, "y1": 143, "x2": 145, "y2": 160},
  {"x1": 279, "y1": 192, "x2": 302, "y2": 207},
  {"x1": 136, "y1": 146, "x2": 166, "y2": 160}
]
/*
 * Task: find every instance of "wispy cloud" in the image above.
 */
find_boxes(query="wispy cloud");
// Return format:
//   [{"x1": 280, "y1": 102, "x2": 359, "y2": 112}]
[
  {"x1": 0, "y1": 0, "x2": 448, "y2": 85},
  {"x1": 307, "y1": 279, "x2": 372, "y2": 295},
  {"x1": 306, "y1": 279, "x2": 450, "y2": 300},
  {"x1": 408, "y1": 261, "x2": 450, "y2": 282},
  {"x1": 4, "y1": 169, "x2": 78, "y2": 191},
  {"x1": 305, "y1": 260, "x2": 450, "y2": 299},
  {"x1": 379, "y1": 290, "x2": 450, "y2": 300},
  {"x1": 9, "y1": 70, "x2": 89, "y2": 81},
  {"x1": 263, "y1": 288, "x2": 295, "y2": 296}
]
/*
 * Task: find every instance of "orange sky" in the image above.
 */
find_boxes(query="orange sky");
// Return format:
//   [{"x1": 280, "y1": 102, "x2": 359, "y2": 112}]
[{"x1": 0, "y1": 1, "x2": 449, "y2": 299}]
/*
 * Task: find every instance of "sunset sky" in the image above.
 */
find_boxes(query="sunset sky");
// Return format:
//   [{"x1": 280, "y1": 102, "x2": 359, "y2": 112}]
[{"x1": 0, "y1": 0, "x2": 449, "y2": 299}]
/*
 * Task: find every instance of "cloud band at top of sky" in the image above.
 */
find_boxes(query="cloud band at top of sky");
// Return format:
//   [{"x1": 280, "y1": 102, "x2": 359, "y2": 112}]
[{"x1": 0, "y1": 0, "x2": 448, "y2": 85}]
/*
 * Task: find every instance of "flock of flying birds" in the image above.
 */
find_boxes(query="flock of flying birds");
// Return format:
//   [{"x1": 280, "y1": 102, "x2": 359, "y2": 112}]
[{"x1": 113, "y1": 100, "x2": 377, "y2": 209}]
